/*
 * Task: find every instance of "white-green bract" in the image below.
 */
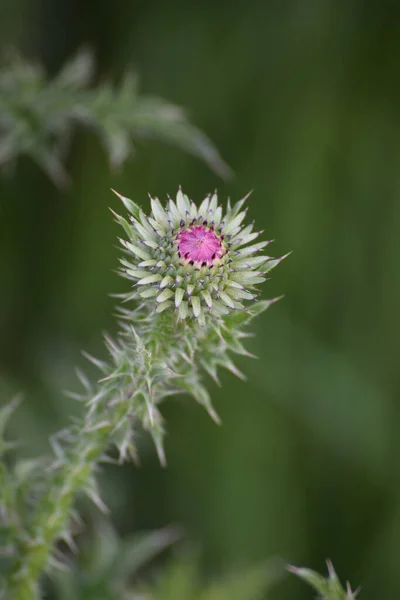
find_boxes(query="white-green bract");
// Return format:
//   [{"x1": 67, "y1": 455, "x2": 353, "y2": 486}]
[{"x1": 113, "y1": 188, "x2": 287, "y2": 325}]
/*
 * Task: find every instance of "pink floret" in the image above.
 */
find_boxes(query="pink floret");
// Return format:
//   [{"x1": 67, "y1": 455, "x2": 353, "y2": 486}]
[{"x1": 177, "y1": 226, "x2": 223, "y2": 265}]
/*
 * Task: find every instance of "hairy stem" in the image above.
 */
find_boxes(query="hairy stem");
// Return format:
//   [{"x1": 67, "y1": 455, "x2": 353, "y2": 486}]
[
  {"x1": 4, "y1": 188, "x2": 278, "y2": 599},
  {"x1": 8, "y1": 394, "x2": 126, "y2": 598},
  {"x1": 7, "y1": 312, "x2": 183, "y2": 599}
]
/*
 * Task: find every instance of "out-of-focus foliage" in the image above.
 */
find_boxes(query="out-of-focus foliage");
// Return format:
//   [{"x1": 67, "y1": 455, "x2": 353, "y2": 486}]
[
  {"x1": 143, "y1": 557, "x2": 279, "y2": 600},
  {"x1": 0, "y1": 397, "x2": 20, "y2": 578},
  {"x1": 51, "y1": 517, "x2": 279, "y2": 600},
  {"x1": 52, "y1": 519, "x2": 181, "y2": 600},
  {"x1": 0, "y1": 49, "x2": 231, "y2": 187}
]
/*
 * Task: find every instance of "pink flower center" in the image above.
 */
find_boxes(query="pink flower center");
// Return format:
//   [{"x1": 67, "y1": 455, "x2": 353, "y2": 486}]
[{"x1": 177, "y1": 226, "x2": 224, "y2": 265}]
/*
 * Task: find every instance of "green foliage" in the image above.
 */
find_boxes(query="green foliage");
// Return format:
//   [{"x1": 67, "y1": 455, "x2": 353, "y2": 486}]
[
  {"x1": 51, "y1": 516, "x2": 279, "y2": 600},
  {"x1": 0, "y1": 49, "x2": 231, "y2": 187},
  {"x1": 289, "y1": 562, "x2": 358, "y2": 599},
  {"x1": 140, "y1": 555, "x2": 279, "y2": 600},
  {"x1": 52, "y1": 518, "x2": 181, "y2": 600}
]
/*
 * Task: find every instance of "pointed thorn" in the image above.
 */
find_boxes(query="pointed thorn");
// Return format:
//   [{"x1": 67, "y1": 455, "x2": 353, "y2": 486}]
[
  {"x1": 209, "y1": 407, "x2": 222, "y2": 425},
  {"x1": 241, "y1": 189, "x2": 254, "y2": 203},
  {"x1": 286, "y1": 565, "x2": 300, "y2": 575}
]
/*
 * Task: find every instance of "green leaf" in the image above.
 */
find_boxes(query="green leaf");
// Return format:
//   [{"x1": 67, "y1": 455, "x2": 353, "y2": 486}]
[
  {"x1": 145, "y1": 556, "x2": 280, "y2": 600},
  {"x1": 0, "y1": 50, "x2": 231, "y2": 187},
  {"x1": 149, "y1": 557, "x2": 199, "y2": 600},
  {"x1": 110, "y1": 527, "x2": 182, "y2": 583},
  {"x1": 199, "y1": 561, "x2": 280, "y2": 600}
]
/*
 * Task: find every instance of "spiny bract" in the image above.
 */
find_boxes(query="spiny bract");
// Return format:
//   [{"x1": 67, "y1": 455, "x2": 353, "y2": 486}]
[{"x1": 113, "y1": 188, "x2": 286, "y2": 325}]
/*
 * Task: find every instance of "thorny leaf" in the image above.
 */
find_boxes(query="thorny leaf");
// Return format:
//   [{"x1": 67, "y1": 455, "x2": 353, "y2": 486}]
[{"x1": 0, "y1": 49, "x2": 232, "y2": 187}]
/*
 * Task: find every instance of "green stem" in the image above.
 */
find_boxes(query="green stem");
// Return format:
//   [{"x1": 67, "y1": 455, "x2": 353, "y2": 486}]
[
  {"x1": 6, "y1": 307, "x2": 203, "y2": 599},
  {"x1": 7, "y1": 312, "x2": 186, "y2": 599},
  {"x1": 7, "y1": 389, "x2": 131, "y2": 599}
]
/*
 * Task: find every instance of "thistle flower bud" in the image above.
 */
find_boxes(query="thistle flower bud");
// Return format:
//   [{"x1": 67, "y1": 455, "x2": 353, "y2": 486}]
[
  {"x1": 4, "y1": 187, "x2": 286, "y2": 598},
  {"x1": 113, "y1": 187, "x2": 286, "y2": 325}
]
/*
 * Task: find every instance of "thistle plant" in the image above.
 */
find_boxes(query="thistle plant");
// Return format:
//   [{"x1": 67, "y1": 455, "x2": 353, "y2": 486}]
[
  {"x1": 289, "y1": 561, "x2": 359, "y2": 599},
  {"x1": 1, "y1": 188, "x2": 285, "y2": 599}
]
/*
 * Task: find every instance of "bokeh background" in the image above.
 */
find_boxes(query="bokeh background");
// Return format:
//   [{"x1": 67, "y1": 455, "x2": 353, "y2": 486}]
[{"x1": 2, "y1": 1, "x2": 400, "y2": 598}]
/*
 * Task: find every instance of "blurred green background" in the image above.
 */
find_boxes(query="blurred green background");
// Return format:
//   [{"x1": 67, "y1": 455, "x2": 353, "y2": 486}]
[{"x1": 2, "y1": 1, "x2": 400, "y2": 598}]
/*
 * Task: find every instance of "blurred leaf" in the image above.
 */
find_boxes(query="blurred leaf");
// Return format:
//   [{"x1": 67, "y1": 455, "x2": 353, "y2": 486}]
[
  {"x1": 198, "y1": 560, "x2": 280, "y2": 600},
  {"x1": 147, "y1": 556, "x2": 199, "y2": 600},
  {"x1": 111, "y1": 527, "x2": 182, "y2": 584},
  {"x1": 143, "y1": 555, "x2": 280, "y2": 600},
  {"x1": 0, "y1": 49, "x2": 232, "y2": 187},
  {"x1": 52, "y1": 518, "x2": 180, "y2": 600},
  {"x1": 54, "y1": 48, "x2": 94, "y2": 90},
  {"x1": 52, "y1": 518, "x2": 279, "y2": 600}
]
